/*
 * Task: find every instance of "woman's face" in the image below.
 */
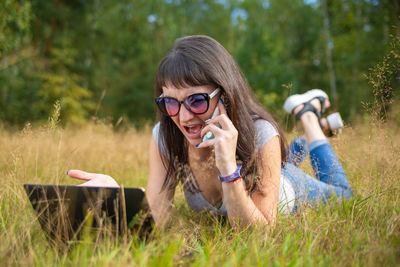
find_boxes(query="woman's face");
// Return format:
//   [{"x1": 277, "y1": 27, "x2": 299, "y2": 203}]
[{"x1": 162, "y1": 84, "x2": 220, "y2": 147}]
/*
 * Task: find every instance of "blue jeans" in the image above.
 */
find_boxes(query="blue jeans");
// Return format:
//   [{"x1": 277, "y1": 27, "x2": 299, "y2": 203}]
[{"x1": 283, "y1": 137, "x2": 353, "y2": 210}]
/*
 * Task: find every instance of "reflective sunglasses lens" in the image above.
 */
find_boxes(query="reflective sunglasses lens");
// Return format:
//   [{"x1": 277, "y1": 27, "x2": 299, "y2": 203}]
[
  {"x1": 186, "y1": 94, "x2": 209, "y2": 114},
  {"x1": 164, "y1": 98, "x2": 180, "y2": 116}
]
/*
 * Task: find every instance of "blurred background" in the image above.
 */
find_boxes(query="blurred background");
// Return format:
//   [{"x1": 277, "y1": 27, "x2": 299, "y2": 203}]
[{"x1": 0, "y1": 0, "x2": 399, "y2": 128}]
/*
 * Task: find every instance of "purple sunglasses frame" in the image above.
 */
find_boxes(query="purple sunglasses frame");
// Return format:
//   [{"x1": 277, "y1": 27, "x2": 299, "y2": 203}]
[{"x1": 155, "y1": 87, "x2": 220, "y2": 117}]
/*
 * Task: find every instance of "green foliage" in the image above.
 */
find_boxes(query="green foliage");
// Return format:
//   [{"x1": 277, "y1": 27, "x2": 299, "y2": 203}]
[
  {"x1": 0, "y1": 0, "x2": 398, "y2": 127},
  {"x1": 0, "y1": 0, "x2": 31, "y2": 56},
  {"x1": 367, "y1": 34, "x2": 400, "y2": 121},
  {"x1": 36, "y1": 72, "x2": 93, "y2": 124}
]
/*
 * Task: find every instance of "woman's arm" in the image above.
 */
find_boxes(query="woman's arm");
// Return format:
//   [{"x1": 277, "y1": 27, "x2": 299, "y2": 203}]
[
  {"x1": 222, "y1": 136, "x2": 281, "y2": 228},
  {"x1": 146, "y1": 136, "x2": 175, "y2": 230},
  {"x1": 198, "y1": 100, "x2": 281, "y2": 228}
]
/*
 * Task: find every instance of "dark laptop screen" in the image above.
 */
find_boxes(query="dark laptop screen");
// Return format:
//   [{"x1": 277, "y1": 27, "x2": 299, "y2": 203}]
[{"x1": 24, "y1": 184, "x2": 152, "y2": 243}]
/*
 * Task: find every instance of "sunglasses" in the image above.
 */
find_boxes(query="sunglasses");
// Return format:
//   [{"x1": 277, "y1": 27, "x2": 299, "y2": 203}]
[{"x1": 155, "y1": 87, "x2": 220, "y2": 117}]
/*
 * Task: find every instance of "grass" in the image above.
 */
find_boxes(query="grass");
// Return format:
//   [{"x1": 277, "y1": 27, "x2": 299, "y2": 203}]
[{"x1": 0, "y1": 115, "x2": 400, "y2": 266}]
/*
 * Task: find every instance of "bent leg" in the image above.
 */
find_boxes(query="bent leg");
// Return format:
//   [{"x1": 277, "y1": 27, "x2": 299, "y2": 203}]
[
  {"x1": 308, "y1": 140, "x2": 353, "y2": 198},
  {"x1": 283, "y1": 162, "x2": 353, "y2": 210},
  {"x1": 285, "y1": 92, "x2": 353, "y2": 209}
]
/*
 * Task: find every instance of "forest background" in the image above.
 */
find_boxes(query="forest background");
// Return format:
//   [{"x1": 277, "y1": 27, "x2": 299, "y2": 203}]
[
  {"x1": 0, "y1": 0, "x2": 399, "y2": 128},
  {"x1": 1, "y1": 1, "x2": 400, "y2": 265}
]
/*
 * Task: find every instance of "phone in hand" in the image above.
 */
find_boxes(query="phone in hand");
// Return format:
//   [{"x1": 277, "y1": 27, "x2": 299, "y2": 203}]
[{"x1": 202, "y1": 101, "x2": 221, "y2": 142}]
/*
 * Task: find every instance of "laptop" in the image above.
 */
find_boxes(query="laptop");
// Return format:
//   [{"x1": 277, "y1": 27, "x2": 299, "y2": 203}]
[{"x1": 24, "y1": 184, "x2": 153, "y2": 243}]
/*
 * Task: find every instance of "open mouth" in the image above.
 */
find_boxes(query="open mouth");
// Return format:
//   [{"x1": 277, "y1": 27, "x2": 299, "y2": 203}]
[{"x1": 184, "y1": 124, "x2": 203, "y2": 138}]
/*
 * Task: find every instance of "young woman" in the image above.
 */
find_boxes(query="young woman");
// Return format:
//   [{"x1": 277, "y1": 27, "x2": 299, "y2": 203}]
[{"x1": 68, "y1": 35, "x2": 353, "y2": 229}]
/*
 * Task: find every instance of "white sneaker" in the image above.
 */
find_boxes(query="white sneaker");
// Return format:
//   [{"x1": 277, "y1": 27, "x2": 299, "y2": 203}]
[
  {"x1": 326, "y1": 112, "x2": 344, "y2": 135},
  {"x1": 326, "y1": 112, "x2": 344, "y2": 130},
  {"x1": 283, "y1": 89, "x2": 329, "y2": 114}
]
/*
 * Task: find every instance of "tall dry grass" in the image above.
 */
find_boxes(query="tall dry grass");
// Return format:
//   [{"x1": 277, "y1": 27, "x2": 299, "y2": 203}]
[{"x1": 1, "y1": 108, "x2": 399, "y2": 265}]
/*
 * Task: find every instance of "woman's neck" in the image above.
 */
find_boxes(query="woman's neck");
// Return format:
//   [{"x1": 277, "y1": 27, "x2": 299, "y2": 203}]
[{"x1": 188, "y1": 142, "x2": 213, "y2": 162}]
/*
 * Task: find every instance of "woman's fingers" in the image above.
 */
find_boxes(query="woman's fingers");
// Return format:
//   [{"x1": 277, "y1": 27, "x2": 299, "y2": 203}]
[
  {"x1": 207, "y1": 101, "x2": 234, "y2": 130},
  {"x1": 217, "y1": 99, "x2": 227, "y2": 115},
  {"x1": 200, "y1": 100, "x2": 237, "y2": 145},
  {"x1": 67, "y1": 169, "x2": 92, "y2": 181},
  {"x1": 200, "y1": 123, "x2": 224, "y2": 139},
  {"x1": 203, "y1": 114, "x2": 236, "y2": 140},
  {"x1": 215, "y1": 114, "x2": 235, "y2": 130},
  {"x1": 77, "y1": 178, "x2": 119, "y2": 188},
  {"x1": 199, "y1": 120, "x2": 237, "y2": 149},
  {"x1": 196, "y1": 138, "x2": 215, "y2": 148},
  {"x1": 66, "y1": 169, "x2": 119, "y2": 188},
  {"x1": 78, "y1": 180, "x2": 99, "y2": 187}
]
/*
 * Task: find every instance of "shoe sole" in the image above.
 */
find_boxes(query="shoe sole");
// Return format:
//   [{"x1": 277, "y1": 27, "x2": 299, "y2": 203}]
[{"x1": 283, "y1": 89, "x2": 329, "y2": 113}]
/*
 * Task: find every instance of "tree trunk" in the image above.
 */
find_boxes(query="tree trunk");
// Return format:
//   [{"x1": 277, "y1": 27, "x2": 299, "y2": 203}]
[
  {"x1": 351, "y1": 0, "x2": 362, "y2": 117},
  {"x1": 322, "y1": 0, "x2": 337, "y2": 107}
]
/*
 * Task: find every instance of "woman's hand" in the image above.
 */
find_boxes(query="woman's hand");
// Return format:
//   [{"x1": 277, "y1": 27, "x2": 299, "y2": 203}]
[
  {"x1": 198, "y1": 100, "x2": 238, "y2": 176},
  {"x1": 66, "y1": 169, "x2": 119, "y2": 187}
]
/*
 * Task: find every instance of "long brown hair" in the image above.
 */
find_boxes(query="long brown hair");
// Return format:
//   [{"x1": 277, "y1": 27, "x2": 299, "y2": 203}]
[{"x1": 155, "y1": 35, "x2": 287, "y2": 192}]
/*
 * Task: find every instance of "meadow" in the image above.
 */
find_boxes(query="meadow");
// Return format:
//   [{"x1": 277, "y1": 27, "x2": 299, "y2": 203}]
[{"x1": 0, "y1": 113, "x2": 399, "y2": 266}]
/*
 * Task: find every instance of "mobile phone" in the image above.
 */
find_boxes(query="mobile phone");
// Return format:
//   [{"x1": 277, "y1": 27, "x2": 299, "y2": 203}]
[{"x1": 202, "y1": 103, "x2": 221, "y2": 142}]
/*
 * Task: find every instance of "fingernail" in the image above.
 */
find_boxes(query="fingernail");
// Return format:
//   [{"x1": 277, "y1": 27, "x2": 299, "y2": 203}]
[
  {"x1": 196, "y1": 144, "x2": 200, "y2": 148},
  {"x1": 205, "y1": 119, "x2": 211, "y2": 123},
  {"x1": 66, "y1": 171, "x2": 69, "y2": 175}
]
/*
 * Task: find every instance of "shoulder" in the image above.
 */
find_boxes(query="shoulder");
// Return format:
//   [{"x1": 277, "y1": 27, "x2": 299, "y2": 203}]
[
  {"x1": 253, "y1": 119, "x2": 279, "y2": 151},
  {"x1": 152, "y1": 122, "x2": 168, "y2": 157},
  {"x1": 152, "y1": 121, "x2": 161, "y2": 141}
]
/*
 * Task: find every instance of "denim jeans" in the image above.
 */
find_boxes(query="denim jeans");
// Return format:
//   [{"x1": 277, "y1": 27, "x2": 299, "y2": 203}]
[{"x1": 283, "y1": 137, "x2": 353, "y2": 210}]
